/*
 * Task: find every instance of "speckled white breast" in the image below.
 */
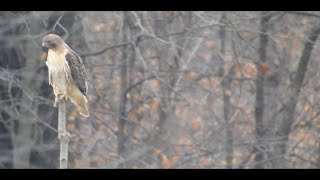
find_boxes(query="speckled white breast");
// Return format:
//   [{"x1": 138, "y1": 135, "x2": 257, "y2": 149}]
[{"x1": 46, "y1": 49, "x2": 70, "y2": 96}]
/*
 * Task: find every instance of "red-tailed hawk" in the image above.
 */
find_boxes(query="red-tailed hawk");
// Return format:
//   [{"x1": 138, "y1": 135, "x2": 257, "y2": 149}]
[{"x1": 41, "y1": 34, "x2": 89, "y2": 117}]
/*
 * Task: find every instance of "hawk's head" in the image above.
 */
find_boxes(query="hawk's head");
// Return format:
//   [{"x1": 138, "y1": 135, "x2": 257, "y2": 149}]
[
  {"x1": 42, "y1": 34, "x2": 63, "y2": 50},
  {"x1": 41, "y1": 34, "x2": 66, "y2": 62}
]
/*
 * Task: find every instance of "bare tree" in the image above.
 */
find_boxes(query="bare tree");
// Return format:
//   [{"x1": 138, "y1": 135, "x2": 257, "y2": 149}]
[{"x1": 2, "y1": 11, "x2": 320, "y2": 169}]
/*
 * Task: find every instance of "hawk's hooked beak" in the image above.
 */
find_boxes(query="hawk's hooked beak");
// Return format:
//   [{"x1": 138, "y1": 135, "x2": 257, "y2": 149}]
[
  {"x1": 42, "y1": 42, "x2": 52, "y2": 48},
  {"x1": 42, "y1": 42, "x2": 51, "y2": 53}
]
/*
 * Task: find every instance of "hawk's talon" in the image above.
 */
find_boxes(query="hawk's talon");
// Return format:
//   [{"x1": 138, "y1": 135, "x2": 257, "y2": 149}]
[
  {"x1": 58, "y1": 132, "x2": 71, "y2": 142},
  {"x1": 54, "y1": 94, "x2": 65, "y2": 107},
  {"x1": 58, "y1": 94, "x2": 64, "y2": 100}
]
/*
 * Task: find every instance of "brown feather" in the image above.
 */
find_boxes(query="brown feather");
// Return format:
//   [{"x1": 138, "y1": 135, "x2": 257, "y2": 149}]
[{"x1": 40, "y1": 51, "x2": 48, "y2": 62}]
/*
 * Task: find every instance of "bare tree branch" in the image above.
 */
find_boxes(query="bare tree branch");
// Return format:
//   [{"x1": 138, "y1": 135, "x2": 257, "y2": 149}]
[{"x1": 58, "y1": 99, "x2": 69, "y2": 169}]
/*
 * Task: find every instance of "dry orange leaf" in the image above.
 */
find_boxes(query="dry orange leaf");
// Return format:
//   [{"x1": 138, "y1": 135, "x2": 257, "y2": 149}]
[
  {"x1": 92, "y1": 23, "x2": 105, "y2": 32},
  {"x1": 150, "y1": 80, "x2": 160, "y2": 92},
  {"x1": 200, "y1": 157, "x2": 214, "y2": 167},
  {"x1": 302, "y1": 104, "x2": 311, "y2": 113},
  {"x1": 199, "y1": 52, "x2": 212, "y2": 61},
  {"x1": 109, "y1": 19, "x2": 117, "y2": 29},
  {"x1": 258, "y1": 63, "x2": 270, "y2": 74},
  {"x1": 131, "y1": 138, "x2": 139, "y2": 145},
  {"x1": 68, "y1": 109, "x2": 79, "y2": 121},
  {"x1": 149, "y1": 59, "x2": 159, "y2": 66},
  {"x1": 133, "y1": 94, "x2": 142, "y2": 100},
  {"x1": 191, "y1": 117, "x2": 203, "y2": 130},
  {"x1": 96, "y1": 157, "x2": 106, "y2": 166},
  {"x1": 136, "y1": 72, "x2": 143, "y2": 79},
  {"x1": 128, "y1": 114, "x2": 137, "y2": 122},
  {"x1": 204, "y1": 40, "x2": 214, "y2": 49},
  {"x1": 170, "y1": 156, "x2": 181, "y2": 167},
  {"x1": 198, "y1": 79, "x2": 211, "y2": 92},
  {"x1": 241, "y1": 31, "x2": 254, "y2": 39},
  {"x1": 209, "y1": 77, "x2": 220, "y2": 85},
  {"x1": 242, "y1": 62, "x2": 257, "y2": 79},
  {"x1": 184, "y1": 72, "x2": 198, "y2": 81},
  {"x1": 161, "y1": 155, "x2": 181, "y2": 169},
  {"x1": 176, "y1": 137, "x2": 191, "y2": 146},
  {"x1": 291, "y1": 39, "x2": 301, "y2": 49},
  {"x1": 153, "y1": 148, "x2": 162, "y2": 157},
  {"x1": 161, "y1": 155, "x2": 171, "y2": 169},
  {"x1": 67, "y1": 123, "x2": 75, "y2": 130},
  {"x1": 150, "y1": 98, "x2": 160, "y2": 112},
  {"x1": 98, "y1": 124, "x2": 107, "y2": 131}
]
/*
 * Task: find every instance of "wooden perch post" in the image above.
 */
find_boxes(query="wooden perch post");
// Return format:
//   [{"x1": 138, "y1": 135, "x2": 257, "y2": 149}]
[{"x1": 58, "y1": 99, "x2": 69, "y2": 169}]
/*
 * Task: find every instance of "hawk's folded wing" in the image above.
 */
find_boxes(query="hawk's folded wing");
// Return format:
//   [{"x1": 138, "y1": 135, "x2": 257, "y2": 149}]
[{"x1": 65, "y1": 50, "x2": 87, "y2": 95}]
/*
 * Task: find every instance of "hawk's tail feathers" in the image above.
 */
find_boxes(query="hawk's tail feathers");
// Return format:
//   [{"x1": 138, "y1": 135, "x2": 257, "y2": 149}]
[
  {"x1": 67, "y1": 85, "x2": 90, "y2": 117},
  {"x1": 79, "y1": 104, "x2": 89, "y2": 117},
  {"x1": 79, "y1": 96, "x2": 89, "y2": 117}
]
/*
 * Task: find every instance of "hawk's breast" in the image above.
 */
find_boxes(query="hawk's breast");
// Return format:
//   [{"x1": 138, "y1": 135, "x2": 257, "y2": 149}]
[{"x1": 46, "y1": 49, "x2": 71, "y2": 95}]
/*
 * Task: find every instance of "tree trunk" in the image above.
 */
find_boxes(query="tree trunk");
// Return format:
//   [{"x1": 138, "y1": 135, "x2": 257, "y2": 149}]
[
  {"x1": 117, "y1": 12, "x2": 130, "y2": 163},
  {"x1": 253, "y1": 12, "x2": 271, "y2": 169},
  {"x1": 271, "y1": 22, "x2": 320, "y2": 168}
]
